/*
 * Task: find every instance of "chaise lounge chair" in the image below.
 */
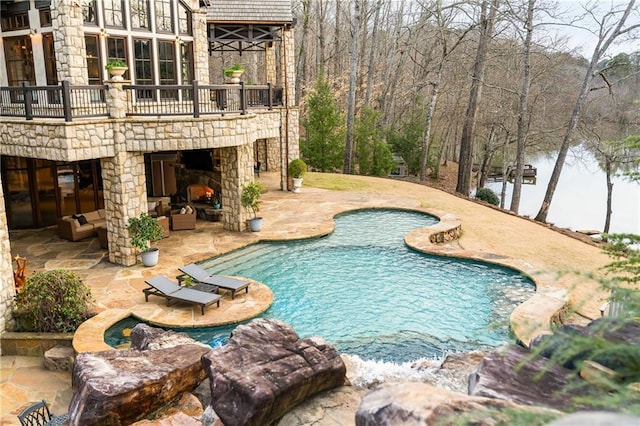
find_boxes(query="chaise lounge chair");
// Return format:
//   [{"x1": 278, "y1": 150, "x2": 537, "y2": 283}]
[
  {"x1": 178, "y1": 263, "x2": 250, "y2": 299},
  {"x1": 143, "y1": 275, "x2": 221, "y2": 315}
]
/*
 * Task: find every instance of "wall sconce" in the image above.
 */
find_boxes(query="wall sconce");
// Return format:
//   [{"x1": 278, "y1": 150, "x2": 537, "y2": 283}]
[
  {"x1": 29, "y1": 29, "x2": 37, "y2": 38},
  {"x1": 99, "y1": 28, "x2": 107, "y2": 38}
]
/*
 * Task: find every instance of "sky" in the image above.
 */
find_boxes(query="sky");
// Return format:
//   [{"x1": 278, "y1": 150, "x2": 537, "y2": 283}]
[{"x1": 550, "y1": 0, "x2": 640, "y2": 58}]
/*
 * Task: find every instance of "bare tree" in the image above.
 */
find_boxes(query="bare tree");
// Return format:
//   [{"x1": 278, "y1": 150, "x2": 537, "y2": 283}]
[
  {"x1": 364, "y1": 0, "x2": 383, "y2": 108},
  {"x1": 456, "y1": 0, "x2": 499, "y2": 196},
  {"x1": 344, "y1": 0, "x2": 361, "y2": 174},
  {"x1": 535, "y1": 0, "x2": 640, "y2": 223},
  {"x1": 414, "y1": 1, "x2": 474, "y2": 181},
  {"x1": 509, "y1": 0, "x2": 535, "y2": 213}
]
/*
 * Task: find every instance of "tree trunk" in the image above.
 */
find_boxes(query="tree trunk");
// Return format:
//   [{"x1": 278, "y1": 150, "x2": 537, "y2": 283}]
[
  {"x1": 456, "y1": 0, "x2": 498, "y2": 196},
  {"x1": 333, "y1": 0, "x2": 342, "y2": 78},
  {"x1": 364, "y1": 0, "x2": 383, "y2": 108},
  {"x1": 510, "y1": 0, "x2": 535, "y2": 214},
  {"x1": 604, "y1": 156, "x2": 613, "y2": 234},
  {"x1": 343, "y1": 0, "x2": 360, "y2": 174},
  {"x1": 535, "y1": 0, "x2": 638, "y2": 223},
  {"x1": 420, "y1": 64, "x2": 443, "y2": 181},
  {"x1": 296, "y1": 0, "x2": 311, "y2": 105}
]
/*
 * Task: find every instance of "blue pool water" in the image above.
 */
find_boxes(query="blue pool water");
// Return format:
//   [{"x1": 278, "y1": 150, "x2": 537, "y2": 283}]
[{"x1": 107, "y1": 209, "x2": 535, "y2": 362}]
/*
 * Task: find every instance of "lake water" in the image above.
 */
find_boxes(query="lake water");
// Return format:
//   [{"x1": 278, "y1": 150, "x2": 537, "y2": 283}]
[{"x1": 486, "y1": 146, "x2": 639, "y2": 234}]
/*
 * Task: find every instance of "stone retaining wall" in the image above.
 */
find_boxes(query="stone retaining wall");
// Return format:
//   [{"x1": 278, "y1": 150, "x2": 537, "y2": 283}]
[{"x1": 1, "y1": 332, "x2": 74, "y2": 356}]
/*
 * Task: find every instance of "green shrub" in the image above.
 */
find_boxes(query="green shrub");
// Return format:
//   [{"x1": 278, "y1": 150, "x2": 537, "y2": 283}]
[
  {"x1": 13, "y1": 270, "x2": 94, "y2": 333},
  {"x1": 476, "y1": 188, "x2": 500, "y2": 206},
  {"x1": 288, "y1": 158, "x2": 307, "y2": 178}
]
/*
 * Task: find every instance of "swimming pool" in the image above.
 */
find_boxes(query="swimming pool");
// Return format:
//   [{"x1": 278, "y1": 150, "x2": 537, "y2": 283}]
[{"x1": 107, "y1": 209, "x2": 534, "y2": 363}]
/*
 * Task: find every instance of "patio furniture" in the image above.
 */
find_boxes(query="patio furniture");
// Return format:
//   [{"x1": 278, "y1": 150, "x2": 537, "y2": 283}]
[
  {"x1": 169, "y1": 205, "x2": 196, "y2": 230},
  {"x1": 17, "y1": 400, "x2": 68, "y2": 426},
  {"x1": 178, "y1": 263, "x2": 250, "y2": 299},
  {"x1": 143, "y1": 275, "x2": 221, "y2": 315},
  {"x1": 57, "y1": 208, "x2": 107, "y2": 241}
]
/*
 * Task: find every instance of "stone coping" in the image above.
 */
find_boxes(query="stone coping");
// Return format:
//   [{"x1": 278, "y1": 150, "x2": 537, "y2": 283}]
[
  {"x1": 73, "y1": 281, "x2": 273, "y2": 353},
  {"x1": 402, "y1": 207, "x2": 569, "y2": 347}
]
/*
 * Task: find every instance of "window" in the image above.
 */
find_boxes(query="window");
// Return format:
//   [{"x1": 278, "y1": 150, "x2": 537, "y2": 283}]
[
  {"x1": 158, "y1": 41, "x2": 176, "y2": 85},
  {"x1": 131, "y1": 0, "x2": 150, "y2": 30},
  {"x1": 155, "y1": 0, "x2": 173, "y2": 33},
  {"x1": 178, "y1": 2, "x2": 192, "y2": 35},
  {"x1": 103, "y1": 0, "x2": 124, "y2": 28},
  {"x1": 39, "y1": 8, "x2": 52, "y2": 27},
  {"x1": 82, "y1": 0, "x2": 97, "y2": 25},
  {"x1": 42, "y1": 35, "x2": 58, "y2": 84},
  {"x1": 3, "y1": 36, "x2": 35, "y2": 88},
  {"x1": 158, "y1": 41, "x2": 176, "y2": 99},
  {"x1": 107, "y1": 37, "x2": 128, "y2": 79},
  {"x1": 181, "y1": 42, "x2": 194, "y2": 85},
  {"x1": 134, "y1": 39, "x2": 153, "y2": 98},
  {"x1": 1, "y1": 11, "x2": 29, "y2": 31},
  {"x1": 85, "y1": 36, "x2": 102, "y2": 85}
]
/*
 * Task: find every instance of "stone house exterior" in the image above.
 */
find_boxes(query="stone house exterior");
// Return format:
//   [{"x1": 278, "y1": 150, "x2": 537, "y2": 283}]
[{"x1": 0, "y1": 0, "x2": 299, "y2": 335}]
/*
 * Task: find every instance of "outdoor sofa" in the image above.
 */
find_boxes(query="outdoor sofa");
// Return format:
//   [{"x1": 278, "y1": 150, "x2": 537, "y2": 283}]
[{"x1": 57, "y1": 209, "x2": 106, "y2": 241}]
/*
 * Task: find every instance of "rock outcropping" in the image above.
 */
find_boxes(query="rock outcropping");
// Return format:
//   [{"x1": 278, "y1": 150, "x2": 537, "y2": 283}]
[
  {"x1": 202, "y1": 318, "x2": 346, "y2": 426},
  {"x1": 468, "y1": 344, "x2": 589, "y2": 410},
  {"x1": 356, "y1": 382, "x2": 558, "y2": 425},
  {"x1": 67, "y1": 325, "x2": 210, "y2": 425}
]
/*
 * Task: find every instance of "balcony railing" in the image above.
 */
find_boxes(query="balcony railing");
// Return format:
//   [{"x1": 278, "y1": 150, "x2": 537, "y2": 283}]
[
  {"x1": 0, "y1": 81, "x2": 284, "y2": 122},
  {"x1": 0, "y1": 81, "x2": 108, "y2": 122}
]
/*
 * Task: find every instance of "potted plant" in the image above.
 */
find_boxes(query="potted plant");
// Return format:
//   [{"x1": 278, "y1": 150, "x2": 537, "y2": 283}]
[
  {"x1": 105, "y1": 59, "x2": 128, "y2": 80},
  {"x1": 127, "y1": 212, "x2": 165, "y2": 266},
  {"x1": 288, "y1": 158, "x2": 307, "y2": 193},
  {"x1": 212, "y1": 192, "x2": 222, "y2": 210},
  {"x1": 224, "y1": 64, "x2": 245, "y2": 83},
  {"x1": 241, "y1": 181, "x2": 265, "y2": 232}
]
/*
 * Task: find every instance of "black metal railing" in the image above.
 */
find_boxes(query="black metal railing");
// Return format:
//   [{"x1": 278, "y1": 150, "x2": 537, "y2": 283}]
[
  {"x1": 124, "y1": 81, "x2": 283, "y2": 117},
  {"x1": 0, "y1": 81, "x2": 109, "y2": 122},
  {"x1": 0, "y1": 81, "x2": 283, "y2": 121}
]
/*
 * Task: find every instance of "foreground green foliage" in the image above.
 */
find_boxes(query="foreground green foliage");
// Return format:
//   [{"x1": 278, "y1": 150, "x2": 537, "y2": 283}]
[
  {"x1": 533, "y1": 233, "x2": 640, "y2": 415},
  {"x1": 13, "y1": 270, "x2": 93, "y2": 333},
  {"x1": 436, "y1": 406, "x2": 560, "y2": 426}
]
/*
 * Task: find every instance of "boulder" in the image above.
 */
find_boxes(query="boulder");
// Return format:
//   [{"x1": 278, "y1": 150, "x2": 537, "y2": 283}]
[
  {"x1": 356, "y1": 382, "x2": 559, "y2": 425},
  {"x1": 202, "y1": 318, "x2": 346, "y2": 426},
  {"x1": 68, "y1": 327, "x2": 210, "y2": 425},
  {"x1": 43, "y1": 345, "x2": 75, "y2": 371},
  {"x1": 131, "y1": 323, "x2": 210, "y2": 351},
  {"x1": 468, "y1": 344, "x2": 589, "y2": 410}
]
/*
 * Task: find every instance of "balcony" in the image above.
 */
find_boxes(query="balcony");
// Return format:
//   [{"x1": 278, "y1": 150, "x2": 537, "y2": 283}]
[{"x1": 0, "y1": 81, "x2": 284, "y2": 122}]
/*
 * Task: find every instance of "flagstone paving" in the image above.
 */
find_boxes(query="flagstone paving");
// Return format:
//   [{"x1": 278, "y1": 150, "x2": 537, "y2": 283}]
[{"x1": 1, "y1": 171, "x2": 613, "y2": 424}]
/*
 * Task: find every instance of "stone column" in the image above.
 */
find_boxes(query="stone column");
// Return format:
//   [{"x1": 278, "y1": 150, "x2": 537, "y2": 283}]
[
  {"x1": 106, "y1": 80, "x2": 129, "y2": 119},
  {"x1": 265, "y1": 42, "x2": 277, "y2": 85},
  {"x1": 101, "y1": 149, "x2": 147, "y2": 266},
  {"x1": 0, "y1": 174, "x2": 15, "y2": 341},
  {"x1": 220, "y1": 145, "x2": 253, "y2": 232},
  {"x1": 101, "y1": 81, "x2": 146, "y2": 265},
  {"x1": 51, "y1": 0, "x2": 88, "y2": 85},
  {"x1": 278, "y1": 26, "x2": 300, "y2": 189},
  {"x1": 192, "y1": 8, "x2": 210, "y2": 84}
]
